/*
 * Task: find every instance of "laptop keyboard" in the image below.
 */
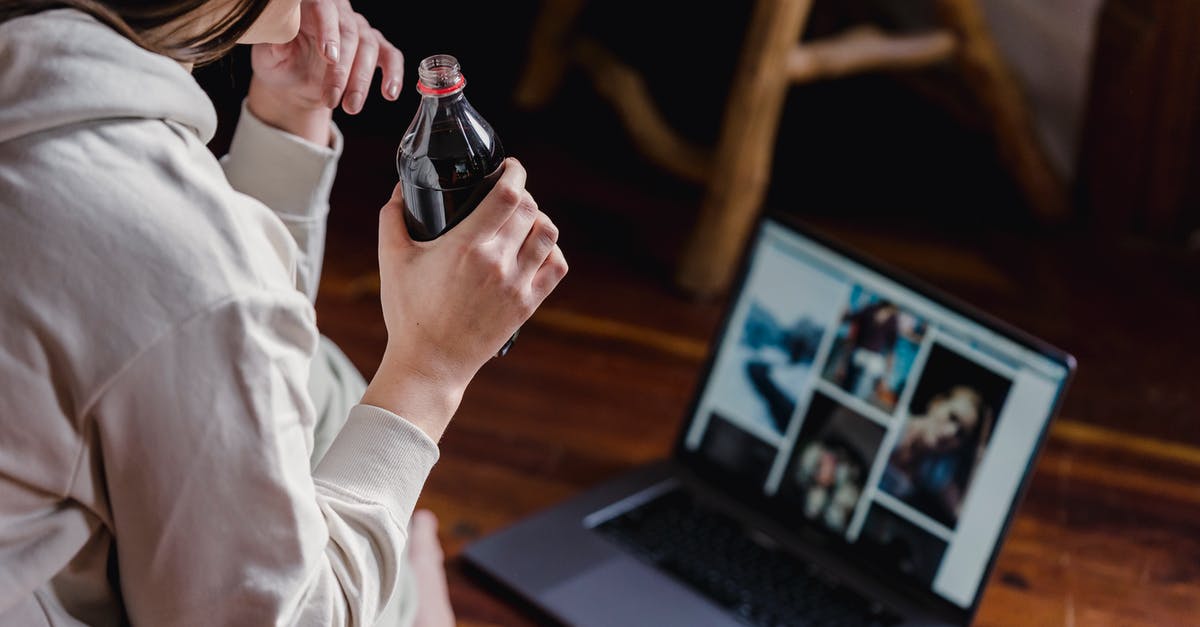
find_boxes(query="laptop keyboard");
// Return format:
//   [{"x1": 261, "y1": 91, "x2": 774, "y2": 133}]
[{"x1": 594, "y1": 489, "x2": 902, "y2": 627}]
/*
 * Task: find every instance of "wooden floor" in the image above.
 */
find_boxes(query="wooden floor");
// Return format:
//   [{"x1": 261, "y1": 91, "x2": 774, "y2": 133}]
[{"x1": 312, "y1": 116, "x2": 1200, "y2": 625}]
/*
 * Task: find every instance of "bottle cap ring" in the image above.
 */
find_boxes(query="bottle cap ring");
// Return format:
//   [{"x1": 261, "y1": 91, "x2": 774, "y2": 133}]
[{"x1": 417, "y1": 74, "x2": 466, "y2": 96}]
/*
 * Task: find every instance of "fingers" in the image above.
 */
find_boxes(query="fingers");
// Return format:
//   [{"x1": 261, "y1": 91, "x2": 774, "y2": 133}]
[
  {"x1": 341, "y1": 15, "x2": 378, "y2": 113},
  {"x1": 377, "y1": 34, "x2": 404, "y2": 101},
  {"x1": 260, "y1": 42, "x2": 290, "y2": 66},
  {"x1": 306, "y1": 0, "x2": 340, "y2": 64},
  {"x1": 492, "y1": 189, "x2": 539, "y2": 257},
  {"x1": 516, "y1": 212, "x2": 559, "y2": 277},
  {"x1": 456, "y1": 159, "x2": 527, "y2": 241},
  {"x1": 305, "y1": 0, "x2": 403, "y2": 111},
  {"x1": 322, "y1": 0, "x2": 360, "y2": 108},
  {"x1": 531, "y1": 245, "x2": 569, "y2": 299}
]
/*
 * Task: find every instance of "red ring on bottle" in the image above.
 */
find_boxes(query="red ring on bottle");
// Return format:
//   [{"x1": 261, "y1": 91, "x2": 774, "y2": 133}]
[{"x1": 416, "y1": 74, "x2": 466, "y2": 95}]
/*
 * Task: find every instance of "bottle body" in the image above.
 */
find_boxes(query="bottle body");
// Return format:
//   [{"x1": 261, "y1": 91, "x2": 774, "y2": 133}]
[
  {"x1": 397, "y1": 55, "x2": 505, "y2": 241},
  {"x1": 396, "y1": 55, "x2": 519, "y2": 356}
]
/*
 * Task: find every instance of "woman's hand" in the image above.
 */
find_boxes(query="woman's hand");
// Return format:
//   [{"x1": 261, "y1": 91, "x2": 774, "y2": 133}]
[
  {"x1": 362, "y1": 159, "x2": 568, "y2": 440},
  {"x1": 247, "y1": 0, "x2": 403, "y2": 144}
]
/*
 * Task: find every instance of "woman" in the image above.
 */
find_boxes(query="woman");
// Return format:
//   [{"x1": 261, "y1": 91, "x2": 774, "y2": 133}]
[
  {"x1": 0, "y1": 0, "x2": 567, "y2": 624},
  {"x1": 882, "y1": 385, "x2": 994, "y2": 526}
]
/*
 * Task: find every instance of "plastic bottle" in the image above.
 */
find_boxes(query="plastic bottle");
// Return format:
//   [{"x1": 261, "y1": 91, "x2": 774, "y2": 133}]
[
  {"x1": 397, "y1": 54, "x2": 506, "y2": 241},
  {"x1": 397, "y1": 54, "x2": 518, "y2": 356}
]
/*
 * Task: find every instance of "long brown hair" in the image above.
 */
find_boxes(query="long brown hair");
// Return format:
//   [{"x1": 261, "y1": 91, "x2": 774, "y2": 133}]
[{"x1": 0, "y1": 0, "x2": 273, "y2": 66}]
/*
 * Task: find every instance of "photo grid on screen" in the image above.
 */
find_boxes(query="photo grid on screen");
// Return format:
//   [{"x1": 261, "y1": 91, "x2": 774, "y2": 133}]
[{"x1": 684, "y1": 229, "x2": 1021, "y2": 597}]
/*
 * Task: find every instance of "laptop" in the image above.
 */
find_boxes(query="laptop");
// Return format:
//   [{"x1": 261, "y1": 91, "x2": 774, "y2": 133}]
[{"x1": 464, "y1": 214, "x2": 1075, "y2": 626}]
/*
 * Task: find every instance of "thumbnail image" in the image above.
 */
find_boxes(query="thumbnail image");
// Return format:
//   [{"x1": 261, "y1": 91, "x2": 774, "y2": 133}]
[
  {"x1": 822, "y1": 286, "x2": 926, "y2": 413},
  {"x1": 857, "y1": 505, "x2": 948, "y2": 587},
  {"x1": 879, "y1": 344, "x2": 1012, "y2": 528},
  {"x1": 738, "y1": 302, "x2": 826, "y2": 434},
  {"x1": 778, "y1": 393, "x2": 886, "y2": 534},
  {"x1": 699, "y1": 413, "x2": 780, "y2": 487},
  {"x1": 700, "y1": 244, "x2": 848, "y2": 442}
]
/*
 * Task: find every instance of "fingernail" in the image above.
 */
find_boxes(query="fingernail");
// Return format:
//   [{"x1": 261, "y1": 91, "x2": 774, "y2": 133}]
[
  {"x1": 323, "y1": 42, "x2": 339, "y2": 63},
  {"x1": 346, "y1": 92, "x2": 364, "y2": 114},
  {"x1": 325, "y1": 86, "x2": 341, "y2": 108},
  {"x1": 386, "y1": 82, "x2": 400, "y2": 99}
]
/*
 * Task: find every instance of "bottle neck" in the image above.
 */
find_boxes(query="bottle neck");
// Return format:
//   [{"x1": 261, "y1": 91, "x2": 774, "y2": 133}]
[{"x1": 417, "y1": 74, "x2": 466, "y2": 97}]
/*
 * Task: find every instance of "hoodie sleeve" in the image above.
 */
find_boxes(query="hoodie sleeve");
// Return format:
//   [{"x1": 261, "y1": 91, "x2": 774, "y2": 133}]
[
  {"x1": 219, "y1": 102, "x2": 342, "y2": 302},
  {"x1": 89, "y1": 289, "x2": 438, "y2": 626}
]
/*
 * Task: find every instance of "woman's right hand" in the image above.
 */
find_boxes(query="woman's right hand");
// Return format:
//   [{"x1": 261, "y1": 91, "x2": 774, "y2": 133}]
[{"x1": 361, "y1": 158, "x2": 567, "y2": 440}]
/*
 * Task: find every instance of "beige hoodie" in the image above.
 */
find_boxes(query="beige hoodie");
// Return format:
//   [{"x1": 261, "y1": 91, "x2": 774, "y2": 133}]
[{"x1": 0, "y1": 9, "x2": 437, "y2": 625}]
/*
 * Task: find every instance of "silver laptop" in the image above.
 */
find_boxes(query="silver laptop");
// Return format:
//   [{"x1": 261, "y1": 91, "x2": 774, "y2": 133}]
[{"x1": 464, "y1": 214, "x2": 1075, "y2": 626}]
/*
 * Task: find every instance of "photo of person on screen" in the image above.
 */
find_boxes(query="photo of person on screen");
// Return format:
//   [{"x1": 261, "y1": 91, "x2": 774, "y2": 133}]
[
  {"x1": 777, "y1": 394, "x2": 885, "y2": 534},
  {"x1": 823, "y1": 287, "x2": 924, "y2": 412},
  {"x1": 883, "y1": 385, "x2": 993, "y2": 523},
  {"x1": 792, "y1": 435, "x2": 868, "y2": 533},
  {"x1": 841, "y1": 299, "x2": 899, "y2": 397}
]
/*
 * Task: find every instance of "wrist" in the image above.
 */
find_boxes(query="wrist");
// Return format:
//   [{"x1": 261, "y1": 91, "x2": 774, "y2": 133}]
[
  {"x1": 361, "y1": 347, "x2": 469, "y2": 442},
  {"x1": 247, "y1": 80, "x2": 333, "y2": 146}
]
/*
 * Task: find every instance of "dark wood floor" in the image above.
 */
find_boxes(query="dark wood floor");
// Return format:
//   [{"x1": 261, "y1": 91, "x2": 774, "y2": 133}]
[{"x1": 310, "y1": 103, "x2": 1200, "y2": 624}]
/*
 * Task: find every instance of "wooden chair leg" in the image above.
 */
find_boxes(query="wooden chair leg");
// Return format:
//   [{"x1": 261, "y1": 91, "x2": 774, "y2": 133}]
[
  {"x1": 787, "y1": 25, "x2": 957, "y2": 83},
  {"x1": 514, "y1": 0, "x2": 588, "y2": 110},
  {"x1": 572, "y1": 38, "x2": 714, "y2": 184},
  {"x1": 676, "y1": 0, "x2": 816, "y2": 297},
  {"x1": 936, "y1": 0, "x2": 1070, "y2": 222}
]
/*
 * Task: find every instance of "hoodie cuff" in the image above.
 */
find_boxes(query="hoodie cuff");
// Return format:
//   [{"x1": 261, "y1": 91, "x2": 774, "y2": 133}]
[
  {"x1": 220, "y1": 100, "x2": 344, "y2": 219},
  {"x1": 313, "y1": 404, "x2": 440, "y2": 525}
]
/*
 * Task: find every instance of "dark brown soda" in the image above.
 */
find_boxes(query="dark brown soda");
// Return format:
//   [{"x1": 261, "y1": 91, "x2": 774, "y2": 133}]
[
  {"x1": 400, "y1": 159, "x2": 504, "y2": 241},
  {"x1": 396, "y1": 57, "x2": 505, "y2": 241},
  {"x1": 397, "y1": 54, "x2": 517, "y2": 355}
]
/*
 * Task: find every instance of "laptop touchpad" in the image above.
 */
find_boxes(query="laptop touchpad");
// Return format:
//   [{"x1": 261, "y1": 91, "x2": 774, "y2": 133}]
[{"x1": 541, "y1": 555, "x2": 743, "y2": 627}]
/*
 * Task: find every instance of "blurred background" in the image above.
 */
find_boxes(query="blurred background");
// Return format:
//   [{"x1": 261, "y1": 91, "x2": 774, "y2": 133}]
[
  {"x1": 205, "y1": 0, "x2": 1200, "y2": 445},
  {"x1": 197, "y1": 1, "x2": 1200, "y2": 624},
  {"x1": 199, "y1": 0, "x2": 1200, "y2": 235}
]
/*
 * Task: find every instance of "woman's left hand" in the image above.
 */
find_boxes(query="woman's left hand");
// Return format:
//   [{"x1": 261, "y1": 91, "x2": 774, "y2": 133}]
[{"x1": 247, "y1": 0, "x2": 403, "y2": 142}]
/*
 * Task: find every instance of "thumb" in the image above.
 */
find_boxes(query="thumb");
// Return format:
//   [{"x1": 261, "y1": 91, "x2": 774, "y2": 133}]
[
  {"x1": 379, "y1": 182, "x2": 416, "y2": 250},
  {"x1": 264, "y1": 42, "x2": 292, "y2": 64},
  {"x1": 250, "y1": 42, "x2": 291, "y2": 71}
]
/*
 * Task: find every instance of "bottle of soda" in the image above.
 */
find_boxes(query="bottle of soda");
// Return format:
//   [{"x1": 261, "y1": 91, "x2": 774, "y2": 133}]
[
  {"x1": 397, "y1": 54, "x2": 518, "y2": 356},
  {"x1": 397, "y1": 54, "x2": 506, "y2": 241}
]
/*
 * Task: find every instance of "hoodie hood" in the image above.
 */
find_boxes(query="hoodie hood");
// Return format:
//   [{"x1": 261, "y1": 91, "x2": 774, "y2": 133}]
[{"x1": 0, "y1": 9, "x2": 216, "y2": 145}]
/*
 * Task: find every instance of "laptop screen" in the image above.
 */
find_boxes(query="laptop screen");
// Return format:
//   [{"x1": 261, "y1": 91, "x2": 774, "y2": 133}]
[{"x1": 681, "y1": 218, "x2": 1070, "y2": 611}]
